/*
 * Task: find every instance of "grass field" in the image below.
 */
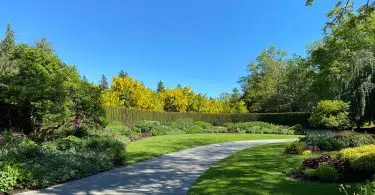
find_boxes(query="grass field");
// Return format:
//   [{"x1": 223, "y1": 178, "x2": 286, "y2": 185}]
[
  {"x1": 189, "y1": 143, "x2": 354, "y2": 195},
  {"x1": 126, "y1": 134, "x2": 299, "y2": 164}
]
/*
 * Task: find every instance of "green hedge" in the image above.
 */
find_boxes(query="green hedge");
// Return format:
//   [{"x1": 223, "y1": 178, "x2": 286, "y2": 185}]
[{"x1": 105, "y1": 107, "x2": 309, "y2": 126}]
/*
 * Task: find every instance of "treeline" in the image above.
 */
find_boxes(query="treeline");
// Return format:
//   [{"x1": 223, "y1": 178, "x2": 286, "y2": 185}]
[
  {"x1": 0, "y1": 25, "x2": 105, "y2": 139},
  {"x1": 239, "y1": 0, "x2": 375, "y2": 127},
  {"x1": 100, "y1": 75, "x2": 248, "y2": 113}
]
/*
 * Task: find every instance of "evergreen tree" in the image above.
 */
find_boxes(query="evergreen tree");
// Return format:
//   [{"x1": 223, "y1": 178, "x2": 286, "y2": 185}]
[
  {"x1": 0, "y1": 24, "x2": 17, "y2": 88},
  {"x1": 119, "y1": 70, "x2": 128, "y2": 77},
  {"x1": 35, "y1": 37, "x2": 54, "y2": 53},
  {"x1": 0, "y1": 24, "x2": 15, "y2": 54},
  {"x1": 82, "y1": 75, "x2": 88, "y2": 83},
  {"x1": 157, "y1": 80, "x2": 165, "y2": 92},
  {"x1": 99, "y1": 74, "x2": 109, "y2": 90}
]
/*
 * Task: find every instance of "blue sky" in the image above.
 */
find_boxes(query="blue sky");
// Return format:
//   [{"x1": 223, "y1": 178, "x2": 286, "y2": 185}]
[{"x1": 0, "y1": 0, "x2": 356, "y2": 97}]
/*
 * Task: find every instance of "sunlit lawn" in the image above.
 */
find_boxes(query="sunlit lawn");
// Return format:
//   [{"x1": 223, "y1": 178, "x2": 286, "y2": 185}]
[
  {"x1": 126, "y1": 134, "x2": 299, "y2": 164},
  {"x1": 189, "y1": 143, "x2": 353, "y2": 195}
]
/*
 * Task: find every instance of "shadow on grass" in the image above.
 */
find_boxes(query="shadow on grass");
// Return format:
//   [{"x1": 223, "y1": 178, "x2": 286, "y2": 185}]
[{"x1": 189, "y1": 143, "x2": 356, "y2": 195}]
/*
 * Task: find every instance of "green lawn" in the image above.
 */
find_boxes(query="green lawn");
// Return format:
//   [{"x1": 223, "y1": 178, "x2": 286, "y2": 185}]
[
  {"x1": 126, "y1": 134, "x2": 299, "y2": 164},
  {"x1": 189, "y1": 143, "x2": 350, "y2": 195}
]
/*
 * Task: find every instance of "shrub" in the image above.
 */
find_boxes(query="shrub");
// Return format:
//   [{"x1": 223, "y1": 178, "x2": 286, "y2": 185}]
[
  {"x1": 302, "y1": 154, "x2": 347, "y2": 171},
  {"x1": 194, "y1": 121, "x2": 212, "y2": 129},
  {"x1": 351, "y1": 153, "x2": 375, "y2": 174},
  {"x1": 313, "y1": 162, "x2": 339, "y2": 181},
  {"x1": 133, "y1": 120, "x2": 160, "y2": 133},
  {"x1": 225, "y1": 122, "x2": 295, "y2": 135},
  {"x1": 104, "y1": 123, "x2": 134, "y2": 137},
  {"x1": 150, "y1": 125, "x2": 176, "y2": 136},
  {"x1": 302, "y1": 150, "x2": 312, "y2": 155},
  {"x1": 0, "y1": 163, "x2": 33, "y2": 193},
  {"x1": 285, "y1": 141, "x2": 306, "y2": 154},
  {"x1": 308, "y1": 100, "x2": 350, "y2": 130},
  {"x1": 0, "y1": 135, "x2": 126, "y2": 192},
  {"x1": 332, "y1": 131, "x2": 375, "y2": 148},
  {"x1": 357, "y1": 181, "x2": 375, "y2": 195},
  {"x1": 338, "y1": 145, "x2": 375, "y2": 161},
  {"x1": 300, "y1": 131, "x2": 375, "y2": 151}
]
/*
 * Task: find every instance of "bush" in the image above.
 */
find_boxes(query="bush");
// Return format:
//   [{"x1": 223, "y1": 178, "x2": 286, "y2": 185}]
[
  {"x1": 133, "y1": 120, "x2": 160, "y2": 133},
  {"x1": 357, "y1": 181, "x2": 375, "y2": 195},
  {"x1": 0, "y1": 134, "x2": 126, "y2": 192},
  {"x1": 351, "y1": 153, "x2": 375, "y2": 174},
  {"x1": 308, "y1": 100, "x2": 350, "y2": 130},
  {"x1": 0, "y1": 163, "x2": 32, "y2": 193},
  {"x1": 300, "y1": 131, "x2": 375, "y2": 151},
  {"x1": 285, "y1": 141, "x2": 306, "y2": 154},
  {"x1": 302, "y1": 154, "x2": 347, "y2": 171},
  {"x1": 194, "y1": 121, "x2": 213, "y2": 129},
  {"x1": 338, "y1": 145, "x2": 375, "y2": 161},
  {"x1": 313, "y1": 162, "x2": 339, "y2": 181},
  {"x1": 224, "y1": 122, "x2": 295, "y2": 135},
  {"x1": 302, "y1": 150, "x2": 312, "y2": 155}
]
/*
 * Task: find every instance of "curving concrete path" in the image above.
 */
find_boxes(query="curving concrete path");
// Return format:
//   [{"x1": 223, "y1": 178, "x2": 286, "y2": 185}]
[{"x1": 19, "y1": 139, "x2": 296, "y2": 195}]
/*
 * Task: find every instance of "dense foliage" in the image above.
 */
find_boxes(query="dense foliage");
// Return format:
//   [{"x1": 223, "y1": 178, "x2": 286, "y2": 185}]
[
  {"x1": 105, "y1": 120, "x2": 299, "y2": 140},
  {"x1": 105, "y1": 106, "x2": 309, "y2": 126},
  {"x1": 102, "y1": 75, "x2": 248, "y2": 114},
  {"x1": 299, "y1": 131, "x2": 375, "y2": 151},
  {"x1": 0, "y1": 25, "x2": 105, "y2": 139},
  {"x1": 240, "y1": 1, "x2": 375, "y2": 128},
  {"x1": 308, "y1": 100, "x2": 350, "y2": 129},
  {"x1": 0, "y1": 132, "x2": 126, "y2": 193}
]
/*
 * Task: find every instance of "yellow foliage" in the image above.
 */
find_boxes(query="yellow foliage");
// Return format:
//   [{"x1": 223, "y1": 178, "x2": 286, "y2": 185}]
[
  {"x1": 338, "y1": 145, "x2": 375, "y2": 161},
  {"x1": 101, "y1": 90, "x2": 123, "y2": 107},
  {"x1": 101, "y1": 76, "x2": 248, "y2": 114}
]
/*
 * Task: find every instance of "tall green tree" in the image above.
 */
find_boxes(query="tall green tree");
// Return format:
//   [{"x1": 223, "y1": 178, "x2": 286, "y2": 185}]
[
  {"x1": 0, "y1": 24, "x2": 17, "y2": 88},
  {"x1": 239, "y1": 46, "x2": 287, "y2": 112},
  {"x1": 308, "y1": 0, "x2": 375, "y2": 126},
  {"x1": 157, "y1": 80, "x2": 165, "y2": 93},
  {"x1": 99, "y1": 74, "x2": 109, "y2": 90},
  {"x1": 119, "y1": 70, "x2": 128, "y2": 77},
  {"x1": 0, "y1": 26, "x2": 105, "y2": 138},
  {"x1": 35, "y1": 37, "x2": 54, "y2": 53}
]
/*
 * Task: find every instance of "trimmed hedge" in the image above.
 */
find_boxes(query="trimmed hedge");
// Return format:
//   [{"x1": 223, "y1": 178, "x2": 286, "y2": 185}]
[{"x1": 105, "y1": 107, "x2": 309, "y2": 126}]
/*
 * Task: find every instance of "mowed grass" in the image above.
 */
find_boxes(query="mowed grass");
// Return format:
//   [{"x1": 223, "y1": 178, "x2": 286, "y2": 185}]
[
  {"x1": 126, "y1": 134, "x2": 299, "y2": 164},
  {"x1": 189, "y1": 143, "x2": 347, "y2": 195}
]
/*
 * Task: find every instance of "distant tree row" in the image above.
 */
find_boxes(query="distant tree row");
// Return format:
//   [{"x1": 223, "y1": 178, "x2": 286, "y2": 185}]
[{"x1": 101, "y1": 73, "x2": 247, "y2": 113}]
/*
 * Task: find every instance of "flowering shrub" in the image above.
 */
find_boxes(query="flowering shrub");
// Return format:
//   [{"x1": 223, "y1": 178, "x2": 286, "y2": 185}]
[{"x1": 303, "y1": 154, "x2": 347, "y2": 171}]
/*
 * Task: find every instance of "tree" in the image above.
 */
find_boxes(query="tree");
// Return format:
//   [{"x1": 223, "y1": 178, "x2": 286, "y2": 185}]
[
  {"x1": 109, "y1": 76, "x2": 163, "y2": 111},
  {"x1": 239, "y1": 46, "x2": 287, "y2": 112},
  {"x1": 0, "y1": 24, "x2": 18, "y2": 88},
  {"x1": 0, "y1": 24, "x2": 15, "y2": 54},
  {"x1": 157, "y1": 80, "x2": 165, "y2": 93},
  {"x1": 35, "y1": 37, "x2": 54, "y2": 53},
  {"x1": 119, "y1": 70, "x2": 128, "y2": 77},
  {"x1": 0, "y1": 27, "x2": 105, "y2": 138},
  {"x1": 343, "y1": 50, "x2": 375, "y2": 127},
  {"x1": 99, "y1": 74, "x2": 109, "y2": 90}
]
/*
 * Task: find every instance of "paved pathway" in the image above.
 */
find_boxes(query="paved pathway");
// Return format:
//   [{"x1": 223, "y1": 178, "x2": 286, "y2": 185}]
[{"x1": 19, "y1": 139, "x2": 296, "y2": 195}]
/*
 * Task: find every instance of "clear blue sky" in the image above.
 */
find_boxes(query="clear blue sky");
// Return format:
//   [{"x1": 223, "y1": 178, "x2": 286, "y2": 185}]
[{"x1": 0, "y1": 0, "x2": 357, "y2": 97}]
